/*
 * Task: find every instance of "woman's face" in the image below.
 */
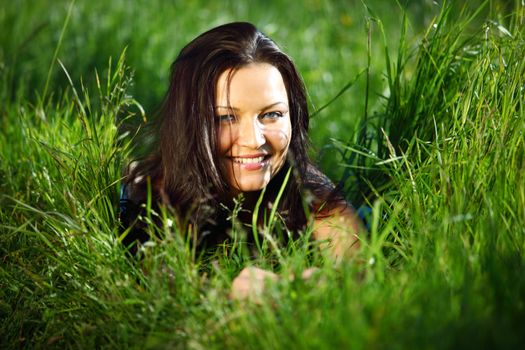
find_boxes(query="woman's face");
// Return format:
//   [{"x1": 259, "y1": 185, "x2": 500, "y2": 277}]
[{"x1": 215, "y1": 63, "x2": 292, "y2": 194}]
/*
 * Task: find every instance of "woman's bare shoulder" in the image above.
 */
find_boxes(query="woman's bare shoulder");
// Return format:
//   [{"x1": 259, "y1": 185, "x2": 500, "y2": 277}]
[{"x1": 302, "y1": 164, "x2": 362, "y2": 258}]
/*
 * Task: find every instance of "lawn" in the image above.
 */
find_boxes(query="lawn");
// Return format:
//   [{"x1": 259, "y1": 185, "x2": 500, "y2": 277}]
[{"x1": 1, "y1": 0, "x2": 524, "y2": 348}]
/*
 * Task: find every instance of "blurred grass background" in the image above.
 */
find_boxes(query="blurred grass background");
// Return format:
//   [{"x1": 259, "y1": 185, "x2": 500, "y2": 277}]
[
  {"x1": 2, "y1": 0, "x2": 512, "y2": 184},
  {"x1": 1, "y1": 0, "x2": 442, "y2": 181},
  {"x1": 1, "y1": 0, "x2": 524, "y2": 349}
]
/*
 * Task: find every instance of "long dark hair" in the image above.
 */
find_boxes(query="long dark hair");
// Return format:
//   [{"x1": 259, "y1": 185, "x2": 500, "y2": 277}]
[{"x1": 124, "y1": 22, "x2": 339, "y2": 247}]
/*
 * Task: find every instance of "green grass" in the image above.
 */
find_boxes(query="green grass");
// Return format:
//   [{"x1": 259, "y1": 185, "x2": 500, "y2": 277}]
[{"x1": 1, "y1": 0, "x2": 525, "y2": 348}]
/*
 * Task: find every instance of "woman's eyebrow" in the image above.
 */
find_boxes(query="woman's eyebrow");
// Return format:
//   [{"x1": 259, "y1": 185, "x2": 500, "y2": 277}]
[
  {"x1": 261, "y1": 102, "x2": 289, "y2": 110},
  {"x1": 214, "y1": 105, "x2": 239, "y2": 110},
  {"x1": 214, "y1": 102, "x2": 288, "y2": 110}
]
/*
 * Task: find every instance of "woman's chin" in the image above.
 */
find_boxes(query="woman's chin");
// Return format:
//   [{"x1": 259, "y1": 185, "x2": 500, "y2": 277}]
[
  {"x1": 232, "y1": 182, "x2": 267, "y2": 194},
  {"x1": 226, "y1": 170, "x2": 273, "y2": 194}
]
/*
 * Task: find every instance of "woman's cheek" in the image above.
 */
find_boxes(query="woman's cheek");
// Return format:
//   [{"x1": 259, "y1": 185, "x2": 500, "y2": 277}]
[
  {"x1": 281, "y1": 126, "x2": 292, "y2": 148},
  {"x1": 218, "y1": 127, "x2": 233, "y2": 154},
  {"x1": 268, "y1": 124, "x2": 292, "y2": 151}
]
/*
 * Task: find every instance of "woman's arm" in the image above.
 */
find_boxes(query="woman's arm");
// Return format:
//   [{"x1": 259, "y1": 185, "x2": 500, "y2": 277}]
[
  {"x1": 311, "y1": 201, "x2": 362, "y2": 261},
  {"x1": 230, "y1": 203, "x2": 362, "y2": 301}
]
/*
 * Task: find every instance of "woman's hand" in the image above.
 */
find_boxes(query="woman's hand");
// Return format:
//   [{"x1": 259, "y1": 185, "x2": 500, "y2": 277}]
[
  {"x1": 230, "y1": 266, "x2": 278, "y2": 301},
  {"x1": 229, "y1": 266, "x2": 322, "y2": 302}
]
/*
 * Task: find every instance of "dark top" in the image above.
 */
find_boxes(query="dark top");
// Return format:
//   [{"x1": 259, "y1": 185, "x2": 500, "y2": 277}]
[{"x1": 118, "y1": 163, "x2": 348, "y2": 256}]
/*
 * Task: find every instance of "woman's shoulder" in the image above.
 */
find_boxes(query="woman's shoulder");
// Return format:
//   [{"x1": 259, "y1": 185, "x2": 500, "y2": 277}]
[{"x1": 119, "y1": 158, "x2": 165, "y2": 253}]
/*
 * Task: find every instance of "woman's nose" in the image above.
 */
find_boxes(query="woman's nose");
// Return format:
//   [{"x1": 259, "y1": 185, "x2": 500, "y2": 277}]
[{"x1": 237, "y1": 117, "x2": 265, "y2": 149}]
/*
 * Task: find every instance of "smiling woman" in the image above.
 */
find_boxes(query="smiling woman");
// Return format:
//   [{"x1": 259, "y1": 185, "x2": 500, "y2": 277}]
[
  {"x1": 216, "y1": 63, "x2": 291, "y2": 194},
  {"x1": 119, "y1": 22, "x2": 362, "y2": 299}
]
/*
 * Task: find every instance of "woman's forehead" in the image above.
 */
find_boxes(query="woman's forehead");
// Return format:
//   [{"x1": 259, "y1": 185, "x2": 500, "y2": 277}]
[{"x1": 215, "y1": 63, "x2": 289, "y2": 112}]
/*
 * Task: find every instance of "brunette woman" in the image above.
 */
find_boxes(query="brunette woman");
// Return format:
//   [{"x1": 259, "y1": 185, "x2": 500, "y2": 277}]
[{"x1": 120, "y1": 22, "x2": 362, "y2": 299}]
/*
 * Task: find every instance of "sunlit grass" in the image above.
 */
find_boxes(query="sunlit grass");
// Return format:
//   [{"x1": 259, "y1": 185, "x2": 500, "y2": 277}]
[{"x1": 1, "y1": 1, "x2": 524, "y2": 349}]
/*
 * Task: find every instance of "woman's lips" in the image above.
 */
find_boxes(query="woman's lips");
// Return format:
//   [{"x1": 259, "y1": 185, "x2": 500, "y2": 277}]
[
  {"x1": 232, "y1": 156, "x2": 265, "y2": 164},
  {"x1": 229, "y1": 154, "x2": 270, "y2": 170}
]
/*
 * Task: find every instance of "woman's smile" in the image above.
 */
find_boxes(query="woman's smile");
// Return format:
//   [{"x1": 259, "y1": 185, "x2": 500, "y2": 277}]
[
  {"x1": 215, "y1": 63, "x2": 291, "y2": 193},
  {"x1": 231, "y1": 153, "x2": 267, "y2": 164},
  {"x1": 228, "y1": 153, "x2": 271, "y2": 171}
]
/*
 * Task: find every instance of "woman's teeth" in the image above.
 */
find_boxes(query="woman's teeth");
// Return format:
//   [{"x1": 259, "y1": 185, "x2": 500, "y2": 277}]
[{"x1": 232, "y1": 156, "x2": 265, "y2": 164}]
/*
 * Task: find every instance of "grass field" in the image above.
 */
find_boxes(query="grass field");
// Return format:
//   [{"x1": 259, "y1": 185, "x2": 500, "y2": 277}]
[{"x1": 1, "y1": 0, "x2": 524, "y2": 348}]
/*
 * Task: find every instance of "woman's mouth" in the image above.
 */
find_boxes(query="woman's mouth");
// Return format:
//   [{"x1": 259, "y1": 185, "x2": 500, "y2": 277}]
[
  {"x1": 232, "y1": 156, "x2": 265, "y2": 164},
  {"x1": 229, "y1": 154, "x2": 270, "y2": 170}
]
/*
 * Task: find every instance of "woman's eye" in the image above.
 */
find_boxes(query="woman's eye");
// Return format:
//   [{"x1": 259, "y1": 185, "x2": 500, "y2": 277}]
[
  {"x1": 260, "y1": 111, "x2": 284, "y2": 120},
  {"x1": 216, "y1": 114, "x2": 235, "y2": 122}
]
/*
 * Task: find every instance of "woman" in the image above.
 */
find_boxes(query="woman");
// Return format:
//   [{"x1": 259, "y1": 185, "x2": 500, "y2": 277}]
[{"x1": 120, "y1": 22, "x2": 361, "y2": 299}]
